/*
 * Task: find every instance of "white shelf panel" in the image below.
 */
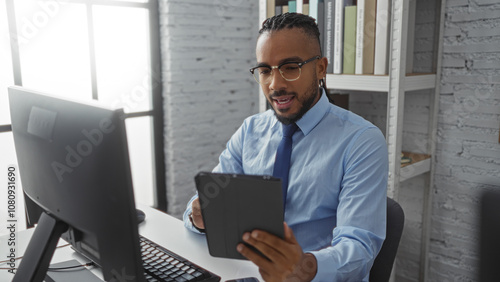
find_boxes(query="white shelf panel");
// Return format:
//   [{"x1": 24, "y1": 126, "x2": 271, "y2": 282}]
[
  {"x1": 400, "y1": 157, "x2": 431, "y2": 182},
  {"x1": 325, "y1": 74, "x2": 436, "y2": 92},
  {"x1": 326, "y1": 74, "x2": 389, "y2": 92},
  {"x1": 405, "y1": 74, "x2": 437, "y2": 91}
]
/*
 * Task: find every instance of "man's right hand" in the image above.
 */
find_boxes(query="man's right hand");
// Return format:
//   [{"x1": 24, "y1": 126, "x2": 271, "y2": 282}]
[{"x1": 191, "y1": 198, "x2": 205, "y2": 230}]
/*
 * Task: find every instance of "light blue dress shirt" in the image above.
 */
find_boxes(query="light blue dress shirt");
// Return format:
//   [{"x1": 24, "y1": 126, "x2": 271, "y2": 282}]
[{"x1": 184, "y1": 89, "x2": 388, "y2": 281}]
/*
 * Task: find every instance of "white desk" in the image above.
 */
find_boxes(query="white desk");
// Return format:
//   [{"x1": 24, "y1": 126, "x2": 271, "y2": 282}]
[{"x1": 0, "y1": 204, "x2": 261, "y2": 281}]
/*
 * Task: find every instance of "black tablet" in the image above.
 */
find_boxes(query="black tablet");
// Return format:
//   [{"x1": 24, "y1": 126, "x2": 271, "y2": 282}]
[{"x1": 194, "y1": 172, "x2": 285, "y2": 260}]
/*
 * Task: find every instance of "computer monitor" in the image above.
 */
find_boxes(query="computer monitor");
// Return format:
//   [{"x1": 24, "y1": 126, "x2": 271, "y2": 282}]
[{"x1": 8, "y1": 86, "x2": 146, "y2": 282}]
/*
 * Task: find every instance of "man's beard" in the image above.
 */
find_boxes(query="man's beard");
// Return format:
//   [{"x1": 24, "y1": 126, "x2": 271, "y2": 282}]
[{"x1": 270, "y1": 78, "x2": 320, "y2": 125}]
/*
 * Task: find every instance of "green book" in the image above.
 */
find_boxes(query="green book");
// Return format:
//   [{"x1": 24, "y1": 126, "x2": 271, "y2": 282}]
[
  {"x1": 343, "y1": 5, "x2": 357, "y2": 74},
  {"x1": 288, "y1": 1, "x2": 297, "y2": 12}
]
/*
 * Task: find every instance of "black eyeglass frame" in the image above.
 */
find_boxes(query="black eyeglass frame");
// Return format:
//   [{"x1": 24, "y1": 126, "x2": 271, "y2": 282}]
[{"x1": 249, "y1": 55, "x2": 321, "y2": 85}]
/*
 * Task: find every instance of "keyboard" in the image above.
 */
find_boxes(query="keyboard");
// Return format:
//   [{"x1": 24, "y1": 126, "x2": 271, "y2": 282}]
[{"x1": 140, "y1": 236, "x2": 221, "y2": 282}]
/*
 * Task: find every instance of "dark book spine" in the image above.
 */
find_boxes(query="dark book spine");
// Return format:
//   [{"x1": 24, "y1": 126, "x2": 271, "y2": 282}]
[{"x1": 317, "y1": 0, "x2": 325, "y2": 55}]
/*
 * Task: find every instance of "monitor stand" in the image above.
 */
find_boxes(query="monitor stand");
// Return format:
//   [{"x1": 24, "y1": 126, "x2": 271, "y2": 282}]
[{"x1": 13, "y1": 212, "x2": 68, "y2": 282}]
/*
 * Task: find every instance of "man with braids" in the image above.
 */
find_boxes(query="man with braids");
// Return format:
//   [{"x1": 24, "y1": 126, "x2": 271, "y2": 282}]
[{"x1": 184, "y1": 13, "x2": 388, "y2": 281}]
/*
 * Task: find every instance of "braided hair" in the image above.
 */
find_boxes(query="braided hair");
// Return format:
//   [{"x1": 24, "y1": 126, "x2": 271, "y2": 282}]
[
  {"x1": 260, "y1": 13, "x2": 321, "y2": 55},
  {"x1": 259, "y1": 12, "x2": 328, "y2": 93}
]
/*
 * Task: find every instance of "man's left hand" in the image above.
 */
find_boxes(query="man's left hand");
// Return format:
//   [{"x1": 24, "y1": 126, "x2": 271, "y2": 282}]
[{"x1": 237, "y1": 222, "x2": 317, "y2": 282}]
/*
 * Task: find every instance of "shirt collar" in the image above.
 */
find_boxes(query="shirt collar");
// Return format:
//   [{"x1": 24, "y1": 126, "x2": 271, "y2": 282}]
[
  {"x1": 295, "y1": 87, "x2": 329, "y2": 136},
  {"x1": 270, "y1": 88, "x2": 330, "y2": 135}
]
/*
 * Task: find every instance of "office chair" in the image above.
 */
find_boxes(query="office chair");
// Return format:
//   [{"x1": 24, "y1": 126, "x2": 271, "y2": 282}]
[
  {"x1": 369, "y1": 197, "x2": 405, "y2": 282},
  {"x1": 479, "y1": 189, "x2": 500, "y2": 281}
]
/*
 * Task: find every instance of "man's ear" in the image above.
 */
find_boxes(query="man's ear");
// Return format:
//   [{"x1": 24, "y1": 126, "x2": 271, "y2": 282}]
[{"x1": 317, "y1": 57, "x2": 328, "y2": 80}]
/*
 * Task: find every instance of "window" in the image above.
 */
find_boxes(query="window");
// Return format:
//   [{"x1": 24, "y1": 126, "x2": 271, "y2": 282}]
[{"x1": 0, "y1": 0, "x2": 165, "y2": 234}]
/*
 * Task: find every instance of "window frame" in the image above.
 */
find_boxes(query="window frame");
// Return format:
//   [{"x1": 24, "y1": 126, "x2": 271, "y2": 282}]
[{"x1": 1, "y1": 0, "x2": 167, "y2": 211}]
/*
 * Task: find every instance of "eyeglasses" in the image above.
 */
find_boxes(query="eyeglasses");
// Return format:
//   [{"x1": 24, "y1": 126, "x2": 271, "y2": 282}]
[{"x1": 249, "y1": 56, "x2": 320, "y2": 85}]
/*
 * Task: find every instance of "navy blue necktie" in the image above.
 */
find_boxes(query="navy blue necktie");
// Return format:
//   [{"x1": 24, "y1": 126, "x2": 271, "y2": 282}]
[{"x1": 273, "y1": 123, "x2": 298, "y2": 211}]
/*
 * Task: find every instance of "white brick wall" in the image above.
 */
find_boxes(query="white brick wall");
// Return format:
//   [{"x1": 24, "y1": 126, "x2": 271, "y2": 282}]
[
  {"x1": 159, "y1": 0, "x2": 259, "y2": 217},
  {"x1": 351, "y1": 0, "x2": 500, "y2": 281},
  {"x1": 427, "y1": 0, "x2": 500, "y2": 281}
]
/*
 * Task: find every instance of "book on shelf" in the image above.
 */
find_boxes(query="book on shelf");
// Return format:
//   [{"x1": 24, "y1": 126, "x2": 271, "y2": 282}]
[
  {"x1": 333, "y1": 0, "x2": 354, "y2": 74},
  {"x1": 332, "y1": 0, "x2": 343, "y2": 74},
  {"x1": 342, "y1": 5, "x2": 357, "y2": 74},
  {"x1": 295, "y1": 0, "x2": 307, "y2": 13},
  {"x1": 309, "y1": 0, "x2": 319, "y2": 19},
  {"x1": 373, "y1": 0, "x2": 391, "y2": 75},
  {"x1": 275, "y1": 5, "x2": 283, "y2": 15},
  {"x1": 316, "y1": 0, "x2": 325, "y2": 50},
  {"x1": 355, "y1": 0, "x2": 377, "y2": 75},
  {"x1": 401, "y1": 152, "x2": 411, "y2": 164},
  {"x1": 323, "y1": 0, "x2": 335, "y2": 73},
  {"x1": 267, "y1": 0, "x2": 316, "y2": 18},
  {"x1": 267, "y1": 0, "x2": 276, "y2": 18},
  {"x1": 303, "y1": 3, "x2": 309, "y2": 15}
]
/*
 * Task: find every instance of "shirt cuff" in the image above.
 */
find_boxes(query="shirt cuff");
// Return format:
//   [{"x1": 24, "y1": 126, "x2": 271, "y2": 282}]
[
  {"x1": 189, "y1": 212, "x2": 206, "y2": 233},
  {"x1": 183, "y1": 197, "x2": 206, "y2": 235},
  {"x1": 308, "y1": 250, "x2": 335, "y2": 282}
]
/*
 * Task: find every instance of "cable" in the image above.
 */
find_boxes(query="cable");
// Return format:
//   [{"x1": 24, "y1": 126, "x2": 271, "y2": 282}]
[
  {"x1": 0, "y1": 242, "x2": 80, "y2": 271},
  {"x1": 0, "y1": 243, "x2": 71, "y2": 266},
  {"x1": 48, "y1": 261, "x2": 95, "y2": 271},
  {"x1": 0, "y1": 242, "x2": 95, "y2": 272},
  {"x1": 0, "y1": 261, "x2": 95, "y2": 272},
  {"x1": 0, "y1": 256, "x2": 23, "y2": 267}
]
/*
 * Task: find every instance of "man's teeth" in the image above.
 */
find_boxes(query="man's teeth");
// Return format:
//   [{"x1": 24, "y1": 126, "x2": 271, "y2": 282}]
[{"x1": 276, "y1": 98, "x2": 292, "y2": 104}]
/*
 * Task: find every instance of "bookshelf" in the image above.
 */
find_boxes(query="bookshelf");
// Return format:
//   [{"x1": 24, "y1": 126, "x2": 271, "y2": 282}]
[
  {"x1": 325, "y1": 73, "x2": 437, "y2": 92},
  {"x1": 258, "y1": 0, "x2": 447, "y2": 281}
]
